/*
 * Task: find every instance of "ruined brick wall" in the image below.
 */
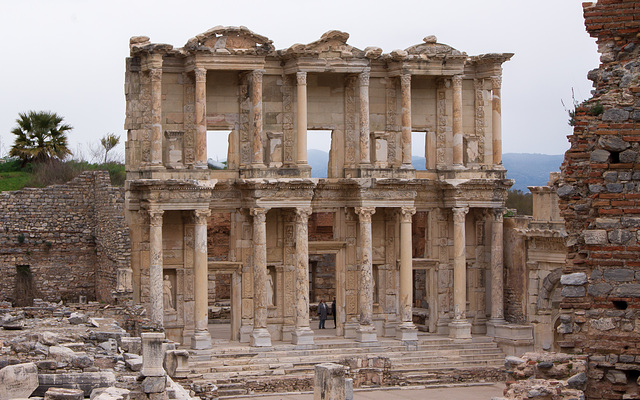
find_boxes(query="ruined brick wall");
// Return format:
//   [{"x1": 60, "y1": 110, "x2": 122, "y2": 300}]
[
  {"x1": 0, "y1": 171, "x2": 129, "y2": 304},
  {"x1": 556, "y1": 1, "x2": 640, "y2": 398}
]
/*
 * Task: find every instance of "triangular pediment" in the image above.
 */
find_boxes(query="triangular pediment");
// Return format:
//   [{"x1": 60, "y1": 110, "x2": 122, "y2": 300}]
[
  {"x1": 285, "y1": 30, "x2": 364, "y2": 58},
  {"x1": 185, "y1": 26, "x2": 274, "y2": 55},
  {"x1": 405, "y1": 35, "x2": 465, "y2": 57}
]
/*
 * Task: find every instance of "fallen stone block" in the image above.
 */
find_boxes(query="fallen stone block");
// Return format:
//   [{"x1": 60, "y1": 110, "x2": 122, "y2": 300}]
[
  {"x1": 44, "y1": 387, "x2": 84, "y2": 400},
  {"x1": 164, "y1": 350, "x2": 189, "y2": 378},
  {"x1": 124, "y1": 355, "x2": 142, "y2": 372},
  {"x1": 36, "y1": 372, "x2": 117, "y2": 397},
  {"x1": 142, "y1": 376, "x2": 166, "y2": 393},
  {"x1": 119, "y1": 337, "x2": 141, "y2": 355},
  {"x1": 68, "y1": 312, "x2": 87, "y2": 325},
  {"x1": 90, "y1": 387, "x2": 130, "y2": 400},
  {"x1": 0, "y1": 362, "x2": 39, "y2": 400}
]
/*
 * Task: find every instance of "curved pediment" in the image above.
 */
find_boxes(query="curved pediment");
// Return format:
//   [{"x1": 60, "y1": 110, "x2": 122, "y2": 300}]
[
  {"x1": 405, "y1": 35, "x2": 465, "y2": 57},
  {"x1": 185, "y1": 26, "x2": 274, "y2": 55},
  {"x1": 284, "y1": 30, "x2": 364, "y2": 58}
]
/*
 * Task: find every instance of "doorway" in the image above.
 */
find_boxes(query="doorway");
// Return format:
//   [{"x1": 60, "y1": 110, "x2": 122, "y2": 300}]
[
  {"x1": 14, "y1": 265, "x2": 35, "y2": 307},
  {"x1": 208, "y1": 262, "x2": 242, "y2": 341}
]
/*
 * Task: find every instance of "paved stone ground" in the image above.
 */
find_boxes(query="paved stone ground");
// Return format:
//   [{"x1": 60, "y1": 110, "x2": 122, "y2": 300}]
[{"x1": 229, "y1": 383, "x2": 504, "y2": 399}]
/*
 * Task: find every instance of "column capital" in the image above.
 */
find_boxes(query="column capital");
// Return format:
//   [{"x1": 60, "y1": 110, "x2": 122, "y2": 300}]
[
  {"x1": 400, "y1": 73, "x2": 411, "y2": 87},
  {"x1": 149, "y1": 68, "x2": 162, "y2": 81},
  {"x1": 452, "y1": 207, "x2": 469, "y2": 223},
  {"x1": 252, "y1": 69, "x2": 265, "y2": 83},
  {"x1": 194, "y1": 67, "x2": 207, "y2": 82},
  {"x1": 452, "y1": 74, "x2": 463, "y2": 87},
  {"x1": 148, "y1": 209, "x2": 164, "y2": 226},
  {"x1": 250, "y1": 207, "x2": 268, "y2": 222},
  {"x1": 355, "y1": 206, "x2": 376, "y2": 223},
  {"x1": 194, "y1": 209, "x2": 211, "y2": 225},
  {"x1": 295, "y1": 207, "x2": 313, "y2": 221},
  {"x1": 358, "y1": 71, "x2": 370, "y2": 86},
  {"x1": 491, "y1": 76, "x2": 502, "y2": 90},
  {"x1": 296, "y1": 71, "x2": 307, "y2": 85},
  {"x1": 400, "y1": 207, "x2": 416, "y2": 223},
  {"x1": 491, "y1": 208, "x2": 504, "y2": 222}
]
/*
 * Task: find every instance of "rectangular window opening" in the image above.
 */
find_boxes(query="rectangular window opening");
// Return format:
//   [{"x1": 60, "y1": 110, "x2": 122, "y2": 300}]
[
  {"x1": 308, "y1": 130, "x2": 332, "y2": 178},
  {"x1": 411, "y1": 131, "x2": 427, "y2": 170},
  {"x1": 206, "y1": 130, "x2": 231, "y2": 169}
]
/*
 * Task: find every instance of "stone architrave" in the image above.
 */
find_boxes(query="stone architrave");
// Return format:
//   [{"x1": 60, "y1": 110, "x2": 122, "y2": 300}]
[
  {"x1": 355, "y1": 206, "x2": 377, "y2": 342},
  {"x1": 251, "y1": 208, "x2": 272, "y2": 347},
  {"x1": 398, "y1": 207, "x2": 418, "y2": 342},
  {"x1": 452, "y1": 75, "x2": 463, "y2": 167},
  {"x1": 491, "y1": 76, "x2": 502, "y2": 165},
  {"x1": 296, "y1": 72, "x2": 308, "y2": 165},
  {"x1": 194, "y1": 67, "x2": 207, "y2": 168},
  {"x1": 449, "y1": 207, "x2": 472, "y2": 339},
  {"x1": 251, "y1": 70, "x2": 265, "y2": 167},
  {"x1": 400, "y1": 74, "x2": 413, "y2": 168},
  {"x1": 148, "y1": 209, "x2": 164, "y2": 327},
  {"x1": 293, "y1": 207, "x2": 314, "y2": 345},
  {"x1": 0, "y1": 362, "x2": 38, "y2": 400},
  {"x1": 192, "y1": 209, "x2": 212, "y2": 349},
  {"x1": 358, "y1": 71, "x2": 371, "y2": 166},
  {"x1": 149, "y1": 68, "x2": 163, "y2": 167}
]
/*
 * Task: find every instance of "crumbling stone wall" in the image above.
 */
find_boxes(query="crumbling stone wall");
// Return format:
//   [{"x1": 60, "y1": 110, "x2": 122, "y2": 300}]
[
  {"x1": 0, "y1": 172, "x2": 130, "y2": 304},
  {"x1": 556, "y1": 1, "x2": 640, "y2": 398}
]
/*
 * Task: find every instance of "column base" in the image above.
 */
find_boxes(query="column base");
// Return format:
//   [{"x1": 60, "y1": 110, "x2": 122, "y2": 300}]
[
  {"x1": 250, "y1": 328, "x2": 272, "y2": 347},
  {"x1": 448, "y1": 319, "x2": 472, "y2": 340},
  {"x1": 396, "y1": 322, "x2": 418, "y2": 342},
  {"x1": 190, "y1": 330, "x2": 212, "y2": 350},
  {"x1": 292, "y1": 327, "x2": 315, "y2": 346},
  {"x1": 486, "y1": 318, "x2": 506, "y2": 337},
  {"x1": 356, "y1": 324, "x2": 378, "y2": 343}
]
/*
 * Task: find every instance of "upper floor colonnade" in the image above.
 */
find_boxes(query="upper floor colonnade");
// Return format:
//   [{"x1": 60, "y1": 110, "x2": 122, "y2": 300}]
[{"x1": 125, "y1": 27, "x2": 512, "y2": 179}]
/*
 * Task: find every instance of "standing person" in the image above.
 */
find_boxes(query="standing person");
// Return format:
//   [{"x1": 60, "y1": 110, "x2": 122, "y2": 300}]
[
  {"x1": 318, "y1": 299, "x2": 328, "y2": 329},
  {"x1": 331, "y1": 297, "x2": 336, "y2": 328}
]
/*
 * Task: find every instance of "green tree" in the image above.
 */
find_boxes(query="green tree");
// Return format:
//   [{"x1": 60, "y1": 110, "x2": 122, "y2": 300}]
[
  {"x1": 9, "y1": 111, "x2": 72, "y2": 165},
  {"x1": 506, "y1": 189, "x2": 533, "y2": 215},
  {"x1": 100, "y1": 133, "x2": 120, "y2": 163}
]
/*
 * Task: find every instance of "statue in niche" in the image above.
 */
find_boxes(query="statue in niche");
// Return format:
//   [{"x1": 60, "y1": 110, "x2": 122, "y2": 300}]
[
  {"x1": 266, "y1": 270, "x2": 274, "y2": 307},
  {"x1": 163, "y1": 275, "x2": 174, "y2": 311}
]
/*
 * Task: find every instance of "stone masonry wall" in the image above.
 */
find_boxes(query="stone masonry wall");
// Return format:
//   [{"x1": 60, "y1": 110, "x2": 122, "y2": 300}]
[
  {"x1": 556, "y1": 1, "x2": 640, "y2": 398},
  {"x1": 0, "y1": 171, "x2": 130, "y2": 304}
]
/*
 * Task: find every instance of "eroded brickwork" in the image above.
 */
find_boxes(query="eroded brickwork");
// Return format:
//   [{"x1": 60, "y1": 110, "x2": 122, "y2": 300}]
[{"x1": 556, "y1": 1, "x2": 640, "y2": 397}]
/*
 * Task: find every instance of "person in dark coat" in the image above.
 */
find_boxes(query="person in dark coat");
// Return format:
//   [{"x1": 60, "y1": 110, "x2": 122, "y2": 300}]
[
  {"x1": 331, "y1": 297, "x2": 336, "y2": 328},
  {"x1": 318, "y1": 299, "x2": 328, "y2": 329}
]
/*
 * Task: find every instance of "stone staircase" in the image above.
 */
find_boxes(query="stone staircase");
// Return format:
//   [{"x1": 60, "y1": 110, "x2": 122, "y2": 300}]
[{"x1": 179, "y1": 335, "x2": 506, "y2": 397}]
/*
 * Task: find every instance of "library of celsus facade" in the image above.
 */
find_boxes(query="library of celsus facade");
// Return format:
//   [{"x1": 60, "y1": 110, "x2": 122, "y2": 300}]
[{"x1": 123, "y1": 26, "x2": 514, "y2": 349}]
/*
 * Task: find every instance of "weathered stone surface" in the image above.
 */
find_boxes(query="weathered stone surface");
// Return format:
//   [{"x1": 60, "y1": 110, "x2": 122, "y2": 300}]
[
  {"x1": 620, "y1": 149, "x2": 637, "y2": 163},
  {"x1": 44, "y1": 387, "x2": 84, "y2": 400},
  {"x1": 36, "y1": 372, "x2": 116, "y2": 397},
  {"x1": 583, "y1": 230, "x2": 608, "y2": 245},
  {"x1": 567, "y1": 372, "x2": 587, "y2": 390},
  {"x1": 141, "y1": 376, "x2": 166, "y2": 393},
  {"x1": 606, "y1": 370, "x2": 627, "y2": 384},
  {"x1": 0, "y1": 362, "x2": 38, "y2": 400},
  {"x1": 590, "y1": 149, "x2": 610, "y2": 162},
  {"x1": 556, "y1": 185, "x2": 575, "y2": 198},
  {"x1": 588, "y1": 283, "x2": 613, "y2": 297},
  {"x1": 90, "y1": 387, "x2": 130, "y2": 400},
  {"x1": 612, "y1": 284, "x2": 640, "y2": 298},
  {"x1": 124, "y1": 354, "x2": 142, "y2": 372},
  {"x1": 591, "y1": 318, "x2": 616, "y2": 331},
  {"x1": 561, "y1": 286, "x2": 586, "y2": 298},
  {"x1": 314, "y1": 363, "x2": 345, "y2": 400},
  {"x1": 68, "y1": 312, "x2": 87, "y2": 325},
  {"x1": 603, "y1": 269, "x2": 634, "y2": 282},
  {"x1": 561, "y1": 273, "x2": 587, "y2": 286}
]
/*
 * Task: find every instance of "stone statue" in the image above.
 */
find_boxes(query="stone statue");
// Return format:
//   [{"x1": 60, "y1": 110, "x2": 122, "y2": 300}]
[
  {"x1": 267, "y1": 272, "x2": 274, "y2": 307},
  {"x1": 163, "y1": 275, "x2": 174, "y2": 311}
]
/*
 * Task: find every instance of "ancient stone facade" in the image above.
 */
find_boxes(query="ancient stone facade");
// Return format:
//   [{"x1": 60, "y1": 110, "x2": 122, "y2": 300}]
[
  {"x1": 0, "y1": 171, "x2": 130, "y2": 304},
  {"x1": 556, "y1": 1, "x2": 640, "y2": 398},
  {"x1": 124, "y1": 26, "x2": 514, "y2": 348}
]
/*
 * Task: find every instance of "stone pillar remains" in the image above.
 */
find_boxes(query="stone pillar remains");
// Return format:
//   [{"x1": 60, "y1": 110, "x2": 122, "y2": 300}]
[
  {"x1": 400, "y1": 74, "x2": 413, "y2": 168},
  {"x1": 489, "y1": 208, "x2": 505, "y2": 323},
  {"x1": 449, "y1": 206, "x2": 472, "y2": 339},
  {"x1": 313, "y1": 363, "x2": 346, "y2": 400},
  {"x1": 398, "y1": 206, "x2": 418, "y2": 342},
  {"x1": 148, "y1": 209, "x2": 164, "y2": 327},
  {"x1": 150, "y1": 68, "x2": 163, "y2": 167},
  {"x1": 491, "y1": 76, "x2": 502, "y2": 166},
  {"x1": 252, "y1": 70, "x2": 265, "y2": 167},
  {"x1": 452, "y1": 75, "x2": 464, "y2": 167},
  {"x1": 293, "y1": 207, "x2": 314, "y2": 346},
  {"x1": 358, "y1": 71, "x2": 371, "y2": 166},
  {"x1": 192, "y1": 209, "x2": 212, "y2": 349},
  {"x1": 194, "y1": 67, "x2": 207, "y2": 168},
  {"x1": 251, "y1": 207, "x2": 272, "y2": 347},
  {"x1": 140, "y1": 332, "x2": 167, "y2": 396},
  {"x1": 355, "y1": 206, "x2": 377, "y2": 343},
  {"x1": 296, "y1": 71, "x2": 308, "y2": 165}
]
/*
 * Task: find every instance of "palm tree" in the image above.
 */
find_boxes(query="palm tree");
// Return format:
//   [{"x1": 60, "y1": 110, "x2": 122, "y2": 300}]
[{"x1": 9, "y1": 111, "x2": 72, "y2": 165}]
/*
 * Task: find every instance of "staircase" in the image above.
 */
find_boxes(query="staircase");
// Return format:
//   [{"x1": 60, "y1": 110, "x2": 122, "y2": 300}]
[{"x1": 179, "y1": 335, "x2": 506, "y2": 398}]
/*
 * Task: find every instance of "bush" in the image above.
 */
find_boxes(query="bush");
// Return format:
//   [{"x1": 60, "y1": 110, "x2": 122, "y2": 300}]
[{"x1": 506, "y1": 189, "x2": 533, "y2": 216}]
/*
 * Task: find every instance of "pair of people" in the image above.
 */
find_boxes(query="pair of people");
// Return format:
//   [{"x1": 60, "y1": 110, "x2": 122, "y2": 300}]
[{"x1": 318, "y1": 297, "x2": 336, "y2": 329}]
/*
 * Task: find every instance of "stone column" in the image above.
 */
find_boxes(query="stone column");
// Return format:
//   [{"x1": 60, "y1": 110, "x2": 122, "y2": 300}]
[
  {"x1": 296, "y1": 71, "x2": 308, "y2": 165},
  {"x1": 449, "y1": 207, "x2": 471, "y2": 339},
  {"x1": 192, "y1": 209, "x2": 212, "y2": 349},
  {"x1": 194, "y1": 68, "x2": 207, "y2": 168},
  {"x1": 452, "y1": 75, "x2": 464, "y2": 167},
  {"x1": 491, "y1": 76, "x2": 502, "y2": 166},
  {"x1": 355, "y1": 206, "x2": 377, "y2": 342},
  {"x1": 148, "y1": 209, "x2": 164, "y2": 327},
  {"x1": 150, "y1": 68, "x2": 163, "y2": 167},
  {"x1": 251, "y1": 208, "x2": 272, "y2": 347},
  {"x1": 400, "y1": 74, "x2": 413, "y2": 168},
  {"x1": 358, "y1": 71, "x2": 371, "y2": 166},
  {"x1": 293, "y1": 207, "x2": 314, "y2": 346},
  {"x1": 398, "y1": 207, "x2": 418, "y2": 342},
  {"x1": 489, "y1": 208, "x2": 505, "y2": 324},
  {"x1": 314, "y1": 363, "x2": 346, "y2": 400},
  {"x1": 252, "y1": 70, "x2": 265, "y2": 167}
]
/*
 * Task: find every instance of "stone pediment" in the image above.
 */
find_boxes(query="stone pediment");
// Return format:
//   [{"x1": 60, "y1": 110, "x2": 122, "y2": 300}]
[
  {"x1": 284, "y1": 30, "x2": 364, "y2": 59},
  {"x1": 185, "y1": 26, "x2": 274, "y2": 55},
  {"x1": 404, "y1": 35, "x2": 465, "y2": 57}
]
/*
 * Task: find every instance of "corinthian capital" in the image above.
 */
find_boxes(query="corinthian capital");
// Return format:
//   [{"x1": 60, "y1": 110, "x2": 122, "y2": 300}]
[
  {"x1": 492, "y1": 208, "x2": 504, "y2": 222},
  {"x1": 252, "y1": 69, "x2": 265, "y2": 85},
  {"x1": 491, "y1": 76, "x2": 502, "y2": 90},
  {"x1": 296, "y1": 71, "x2": 307, "y2": 86},
  {"x1": 400, "y1": 73, "x2": 411, "y2": 88},
  {"x1": 194, "y1": 209, "x2": 211, "y2": 225},
  {"x1": 295, "y1": 207, "x2": 312, "y2": 223},
  {"x1": 148, "y1": 209, "x2": 164, "y2": 226},
  {"x1": 194, "y1": 67, "x2": 207, "y2": 82},
  {"x1": 452, "y1": 75, "x2": 463, "y2": 88},
  {"x1": 452, "y1": 207, "x2": 469, "y2": 224},
  {"x1": 355, "y1": 206, "x2": 376, "y2": 223},
  {"x1": 251, "y1": 207, "x2": 267, "y2": 224},
  {"x1": 400, "y1": 207, "x2": 416, "y2": 223},
  {"x1": 149, "y1": 68, "x2": 162, "y2": 81},
  {"x1": 358, "y1": 71, "x2": 370, "y2": 87}
]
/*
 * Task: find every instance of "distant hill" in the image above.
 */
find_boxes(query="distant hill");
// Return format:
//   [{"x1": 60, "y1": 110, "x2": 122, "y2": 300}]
[{"x1": 309, "y1": 150, "x2": 563, "y2": 191}]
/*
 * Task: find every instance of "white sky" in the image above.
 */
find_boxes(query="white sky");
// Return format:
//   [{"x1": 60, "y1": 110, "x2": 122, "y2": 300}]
[{"x1": 0, "y1": 0, "x2": 598, "y2": 161}]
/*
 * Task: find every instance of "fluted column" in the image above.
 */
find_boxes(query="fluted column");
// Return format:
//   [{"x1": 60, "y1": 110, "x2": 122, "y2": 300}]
[
  {"x1": 355, "y1": 206, "x2": 377, "y2": 343},
  {"x1": 452, "y1": 75, "x2": 464, "y2": 167},
  {"x1": 194, "y1": 68, "x2": 208, "y2": 168},
  {"x1": 150, "y1": 68, "x2": 163, "y2": 167},
  {"x1": 192, "y1": 209, "x2": 212, "y2": 349},
  {"x1": 491, "y1": 76, "x2": 502, "y2": 166},
  {"x1": 148, "y1": 209, "x2": 164, "y2": 326},
  {"x1": 449, "y1": 207, "x2": 471, "y2": 339},
  {"x1": 400, "y1": 74, "x2": 413, "y2": 168},
  {"x1": 292, "y1": 207, "x2": 314, "y2": 346},
  {"x1": 250, "y1": 208, "x2": 272, "y2": 347},
  {"x1": 296, "y1": 72, "x2": 308, "y2": 165},
  {"x1": 252, "y1": 70, "x2": 265, "y2": 167},
  {"x1": 398, "y1": 207, "x2": 418, "y2": 342},
  {"x1": 358, "y1": 71, "x2": 371, "y2": 166},
  {"x1": 490, "y1": 208, "x2": 505, "y2": 322}
]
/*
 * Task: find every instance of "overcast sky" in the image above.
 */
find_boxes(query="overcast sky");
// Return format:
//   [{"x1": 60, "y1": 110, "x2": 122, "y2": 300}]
[{"x1": 0, "y1": 0, "x2": 598, "y2": 161}]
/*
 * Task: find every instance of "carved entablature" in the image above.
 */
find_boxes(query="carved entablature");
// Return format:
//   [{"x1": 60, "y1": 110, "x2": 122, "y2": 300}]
[
  {"x1": 437, "y1": 178, "x2": 513, "y2": 207},
  {"x1": 237, "y1": 179, "x2": 317, "y2": 209},
  {"x1": 128, "y1": 179, "x2": 216, "y2": 207},
  {"x1": 283, "y1": 30, "x2": 364, "y2": 59},
  {"x1": 465, "y1": 53, "x2": 514, "y2": 77},
  {"x1": 184, "y1": 26, "x2": 274, "y2": 55},
  {"x1": 385, "y1": 36, "x2": 469, "y2": 77}
]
